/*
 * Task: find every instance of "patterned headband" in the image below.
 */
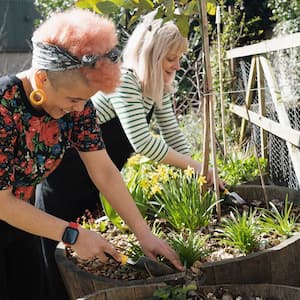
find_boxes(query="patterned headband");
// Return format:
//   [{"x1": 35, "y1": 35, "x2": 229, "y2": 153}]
[{"x1": 31, "y1": 41, "x2": 121, "y2": 71}]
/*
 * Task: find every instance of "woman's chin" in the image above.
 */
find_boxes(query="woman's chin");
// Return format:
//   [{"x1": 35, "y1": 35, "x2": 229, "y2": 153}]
[{"x1": 164, "y1": 73, "x2": 175, "y2": 85}]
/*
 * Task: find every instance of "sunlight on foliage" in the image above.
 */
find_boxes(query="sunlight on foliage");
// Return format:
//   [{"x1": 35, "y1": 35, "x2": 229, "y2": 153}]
[
  {"x1": 100, "y1": 194, "x2": 129, "y2": 232},
  {"x1": 168, "y1": 230, "x2": 210, "y2": 268},
  {"x1": 151, "y1": 167, "x2": 217, "y2": 232},
  {"x1": 260, "y1": 197, "x2": 299, "y2": 238},
  {"x1": 145, "y1": 281, "x2": 197, "y2": 300},
  {"x1": 218, "y1": 154, "x2": 268, "y2": 186},
  {"x1": 217, "y1": 208, "x2": 261, "y2": 254}
]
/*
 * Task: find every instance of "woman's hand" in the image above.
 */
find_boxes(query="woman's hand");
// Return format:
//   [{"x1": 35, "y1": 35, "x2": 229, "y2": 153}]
[
  {"x1": 188, "y1": 160, "x2": 226, "y2": 191},
  {"x1": 72, "y1": 226, "x2": 122, "y2": 262},
  {"x1": 206, "y1": 168, "x2": 226, "y2": 191},
  {"x1": 137, "y1": 232, "x2": 185, "y2": 272}
]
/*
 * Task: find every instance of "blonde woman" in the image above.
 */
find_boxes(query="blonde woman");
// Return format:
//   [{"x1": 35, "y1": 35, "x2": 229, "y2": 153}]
[{"x1": 36, "y1": 12, "x2": 222, "y2": 300}]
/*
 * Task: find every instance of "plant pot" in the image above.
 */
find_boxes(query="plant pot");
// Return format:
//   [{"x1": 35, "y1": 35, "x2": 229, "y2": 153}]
[
  {"x1": 55, "y1": 243, "x2": 185, "y2": 300},
  {"x1": 201, "y1": 232, "x2": 300, "y2": 286},
  {"x1": 78, "y1": 283, "x2": 300, "y2": 300}
]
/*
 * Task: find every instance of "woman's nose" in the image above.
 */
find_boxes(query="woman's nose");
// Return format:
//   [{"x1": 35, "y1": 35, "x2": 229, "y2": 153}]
[{"x1": 173, "y1": 60, "x2": 180, "y2": 70}]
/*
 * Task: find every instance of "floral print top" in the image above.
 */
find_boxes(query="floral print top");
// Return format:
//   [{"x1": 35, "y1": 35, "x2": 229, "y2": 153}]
[{"x1": 0, "y1": 75, "x2": 105, "y2": 201}]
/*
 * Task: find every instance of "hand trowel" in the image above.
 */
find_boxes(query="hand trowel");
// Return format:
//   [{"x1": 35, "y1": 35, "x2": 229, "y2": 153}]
[
  {"x1": 223, "y1": 188, "x2": 247, "y2": 205},
  {"x1": 120, "y1": 254, "x2": 177, "y2": 276}
]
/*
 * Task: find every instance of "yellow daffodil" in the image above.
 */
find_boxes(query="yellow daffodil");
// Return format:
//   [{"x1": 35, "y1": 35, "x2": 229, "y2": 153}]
[
  {"x1": 184, "y1": 166, "x2": 195, "y2": 178},
  {"x1": 150, "y1": 184, "x2": 162, "y2": 195},
  {"x1": 197, "y1": 175, "x2": 207, "y2": 186}
]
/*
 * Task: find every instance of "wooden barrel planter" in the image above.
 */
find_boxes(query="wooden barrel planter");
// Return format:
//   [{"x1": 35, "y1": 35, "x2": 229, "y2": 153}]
[
  {"x1": 55, "y1": 243, "x2": 185, "y2": 300},
  {"x1": 76, "y1": 283, "x2": 165, "y2": 300},
  {"x1": 200, "y1": 284, "x2": 300, "y2": 300},
  {"x1": 201, "y1": 184, "x2": 300, "y2": 287},
  {"x1": 78, "y1": 283, "x2": 300, "y2": 300},
  {"x1": 201, "y1": 229, "x2": 300, "y2": 286},
  {"x1": 232, "y1": 184, "x2": 300, "y2": 204}
]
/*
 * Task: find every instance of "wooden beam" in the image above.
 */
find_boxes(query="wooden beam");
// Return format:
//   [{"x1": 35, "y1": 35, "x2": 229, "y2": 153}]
[
  {"x1": 227, "y1": 32, "x2": 300, "y2": 59},
  {"x1": 230, "y1": 104, "x2": 300, "y2": 147},
  {"x1": 256, "y1": 56, "x2": 267, "y2": 158},
  {"x1": 239, "y1": 56, "x2": 256, "y2": 144}
]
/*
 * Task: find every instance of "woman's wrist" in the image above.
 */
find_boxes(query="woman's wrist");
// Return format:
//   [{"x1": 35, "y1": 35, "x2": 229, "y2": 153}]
[{"x1": 132, "y1": 222, "x2": 152, "y2": 241}]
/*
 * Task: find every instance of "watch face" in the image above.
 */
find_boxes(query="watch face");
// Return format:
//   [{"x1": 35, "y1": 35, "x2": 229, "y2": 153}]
[{"x1": 62, "y1": 227, "x2": 79, "y2": 245}]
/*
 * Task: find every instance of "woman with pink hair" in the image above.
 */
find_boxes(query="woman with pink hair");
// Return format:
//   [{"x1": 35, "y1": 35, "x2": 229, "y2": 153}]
[{"x1": 0, "y1": 8, "x2": 183, "y2": 300}]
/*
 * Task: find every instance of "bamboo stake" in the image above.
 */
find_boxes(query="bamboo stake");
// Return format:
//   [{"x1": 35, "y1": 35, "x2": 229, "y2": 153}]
[
  {"x1": 199, "y1": 0, "x2": 221, "y2": 219},
  {"x1": 216, "y1": 5, "x2": 227, "y2": 157},
  {"x1": 243, "y1": 103, "x2": 269, "y2": 209}
]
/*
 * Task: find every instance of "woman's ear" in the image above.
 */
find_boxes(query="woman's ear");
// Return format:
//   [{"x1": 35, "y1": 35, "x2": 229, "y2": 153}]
[{"x1": 34, "y1": 70, "x2": 48, "y2": 89}]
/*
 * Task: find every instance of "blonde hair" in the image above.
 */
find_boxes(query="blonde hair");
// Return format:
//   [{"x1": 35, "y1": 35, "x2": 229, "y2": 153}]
[
  {"x1": 123, "y1": 16, "x2": 187, "y2": 105},
  {"x1": 32, "y1": 8, "x2": 120, "y2": 93}
]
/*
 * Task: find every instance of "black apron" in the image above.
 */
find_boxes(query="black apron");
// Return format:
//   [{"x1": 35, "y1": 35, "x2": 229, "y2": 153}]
[{"x1": 34, "y1": 105, "x2": 154, "y2": 300}]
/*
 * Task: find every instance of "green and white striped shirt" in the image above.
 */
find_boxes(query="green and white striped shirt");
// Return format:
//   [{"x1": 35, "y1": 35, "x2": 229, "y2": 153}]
[{"x1": 91, "y1": 68, "x2": 190, "y2": 162}]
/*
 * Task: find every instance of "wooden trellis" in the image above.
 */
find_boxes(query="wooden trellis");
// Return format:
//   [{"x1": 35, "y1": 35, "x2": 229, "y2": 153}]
[{"x1": 227, "y1": 32, "x2": 300, "y2": 187}]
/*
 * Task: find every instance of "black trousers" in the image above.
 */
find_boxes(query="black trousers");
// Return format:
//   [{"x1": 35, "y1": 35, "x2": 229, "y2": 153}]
[
  {"x1": 0, "y1": 221, "x2": 48, "y2": 300},
  {"x1": 35, "y1": 117, "x2": 135, "y2": 300}
]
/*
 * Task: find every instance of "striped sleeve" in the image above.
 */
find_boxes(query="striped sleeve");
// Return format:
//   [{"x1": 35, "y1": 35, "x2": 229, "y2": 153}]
[
  {"x1": 154, "y1": 94, "x2": 191, "y2": 155},
  {"x1": 91, "y1": 92, "x2": 116, "y2": 124},
  {"x1": 109, "y1": 70, "x2": 169, "y2": 162}
]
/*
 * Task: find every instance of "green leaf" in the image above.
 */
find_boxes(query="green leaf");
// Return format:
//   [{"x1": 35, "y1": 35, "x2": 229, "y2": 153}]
[
  {"x1": 96, "y1": 1, "x2": 120, "y2": 14},
  {"x1": 182, "y1": 0, "x2": 197, "y2": 16},
  {"x1": 100, "y1": 194, "x2": 127, "y2": 231},
  {"x1": 139, "y1": 0, "x2": 154, "y2": 11},
  {"x1": 108, "y1": 0, "x2": 126, "y2": 6},
  {"x1": 164, "y1": 0, "x2": 175, "y2": 17},
  {"x1": 75, "y1": 0, "x2": 102, "y2": 13},
  {"x1": 175, "y1": 14, "x2": 189, "y2": 38},
  {"x1": 121, "y1": 0, "x2": 136, "y2": 9}
]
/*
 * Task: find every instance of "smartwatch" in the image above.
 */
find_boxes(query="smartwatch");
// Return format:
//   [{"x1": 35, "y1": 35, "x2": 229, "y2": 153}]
[{"x1": 62, "y1": 222, "x2": 79, "y2": 246}]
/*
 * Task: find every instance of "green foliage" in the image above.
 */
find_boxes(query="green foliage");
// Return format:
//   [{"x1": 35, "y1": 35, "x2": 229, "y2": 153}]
[
  {"x1": 80, "y1": 216, "x2": 108, "y2": 232},
  {"x1": 210, "y1": 0, "x2": 274, "y2": 145},
  {"x1": 34, "y1": 0, "x2": 75, "y2": 20},
  {"x1": 267, "y1": 0, "x2": 300, "y2": 23},
  {"x1": 217, "y1": 208, "x2": 261, "y2": 254},
  {"x1": 145, "y1": 281, "x2": 197, "y2": 300},
  {"x1": 123, "y1": 159, "x2": 155, "y2": 217},
  {"x1": 100, "y1": 194, "x2": 128, "y2": 232},
  {"x1": 152, "y1": 167, "x2": 217, "y2": 232},
  {"x1": 168, "y1": 230, "x2": 209, "y2": 268},
  {"x1": 75, "y1": 0, "x2": 218, "y2": 37},
  {"x1": 124, "y1": 156, "x2": 218, "y2": 232},
  {"x1": 260, "y1": 197, "x2": 299, "y2": 238},
  {"x1": 217, "y1": 154, "x2": 268, "y2": 186},
  {"x1": 126, "y1": 239, "x2": 144, "y2": 261}
]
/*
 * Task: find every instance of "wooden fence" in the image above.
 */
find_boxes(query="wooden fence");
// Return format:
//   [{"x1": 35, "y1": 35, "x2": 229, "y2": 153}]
[{"x1": 226, "y1": 32, "x2": 300, "y2": 188}]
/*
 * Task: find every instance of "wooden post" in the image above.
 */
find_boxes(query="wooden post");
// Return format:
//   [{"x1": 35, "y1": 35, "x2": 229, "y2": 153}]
[{"x1": 199, "y1": 0, "x2": 221, "y2": 219}]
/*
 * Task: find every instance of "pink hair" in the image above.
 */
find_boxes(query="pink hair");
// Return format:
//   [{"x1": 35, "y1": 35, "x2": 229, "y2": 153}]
[{"x1": 32, "y1": 8, "x2": 120, "y2": 93}]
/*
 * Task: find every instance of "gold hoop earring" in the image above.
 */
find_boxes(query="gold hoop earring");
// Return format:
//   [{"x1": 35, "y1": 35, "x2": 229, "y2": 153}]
[{"x1": 29, "y1": 89, "x2": 46, "y2": 106}]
